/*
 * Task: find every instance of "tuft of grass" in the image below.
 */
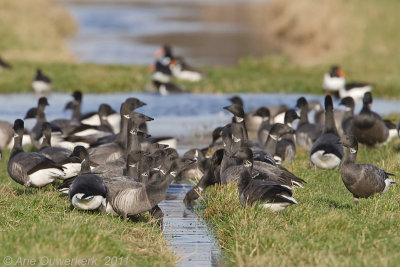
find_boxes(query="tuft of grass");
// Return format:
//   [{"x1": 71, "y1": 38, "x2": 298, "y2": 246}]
[
  {"x1": 0, "y1": 149, "x2": 175, "y2": 266},
  {"x1": 201, "y1": 140, "x2": 400, "y2": 266}
]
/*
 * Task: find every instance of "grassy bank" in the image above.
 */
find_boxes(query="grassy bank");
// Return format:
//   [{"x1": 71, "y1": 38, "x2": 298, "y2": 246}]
[
  {"x1": 200, "y1": 141, "x2": 400, "y2": 266},
  {"x1": 0, "y1": 149, "x2": 175, "y2": 266},
  {"x1": 0, "y1": 1, "x2": 400, "y2": 98},
  {"x1": 0, "y1": 0, "x2": 75, "y2": 62}
]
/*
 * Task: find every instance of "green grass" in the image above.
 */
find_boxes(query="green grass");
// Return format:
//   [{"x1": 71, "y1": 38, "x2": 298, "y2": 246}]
[
  {"x1": 0, "y1": 149, "x2": 175, "y2": 266},
  {"x1": 200, "y1": 141, "x2": 400, "y2": 266}
]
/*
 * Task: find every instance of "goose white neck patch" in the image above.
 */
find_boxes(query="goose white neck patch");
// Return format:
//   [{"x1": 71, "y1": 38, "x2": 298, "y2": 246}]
[
  {"x1": 350, "y1": 148, "x2": 357, "y2": 154},
  {"x1": 236, "y1": 117, "x2": 244, "y2": 123},
  {"x1": 244, "y1": 160, "x2": 252, "y2": 168},
  {"x1": 232, "y1": 135, "x2": 241, "y2": 143},
  {"x1": 170, "y1": 171, "x2": 177, "y2": 177},
  {"x1": 270, "y1": 135, "x2": 278, "y2": 141}
]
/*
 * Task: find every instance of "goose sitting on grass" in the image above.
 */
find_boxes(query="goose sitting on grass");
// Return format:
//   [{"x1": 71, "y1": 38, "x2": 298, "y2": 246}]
[
  {"x1": 234, "y1": 147, "x2": 298, "y2": 211},
  {"x1": 340, "y1": 135, "x2": 395, "y2": 204},
  {"x1": 309, "y1": 95, "x2": 344, "y2": 169}
]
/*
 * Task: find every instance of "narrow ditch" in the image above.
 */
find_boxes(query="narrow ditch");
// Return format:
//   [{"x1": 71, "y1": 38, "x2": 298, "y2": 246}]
[{"x1": 158, "y1": 183, "x2": 221, "y2": 267}]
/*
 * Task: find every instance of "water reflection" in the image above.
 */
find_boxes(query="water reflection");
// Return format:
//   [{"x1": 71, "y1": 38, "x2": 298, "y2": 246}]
[{"x1": 61, "y1": 0, "x2": 276, "y2": 66}]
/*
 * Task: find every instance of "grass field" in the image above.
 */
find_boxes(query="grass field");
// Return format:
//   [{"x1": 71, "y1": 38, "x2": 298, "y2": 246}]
[
  {"x1": 200, "y1": 141, "x2": 400, "y2": 266},
  {"x1": 0, "y1": 149, "x2": 175, "y2": 266}
]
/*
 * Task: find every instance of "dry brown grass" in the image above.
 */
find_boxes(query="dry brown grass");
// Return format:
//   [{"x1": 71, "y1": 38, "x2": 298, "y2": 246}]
[
  {"x1": 198, "y1": 0, "x2": 363, "y2": 66},
  {"x1": 0, "y1": 0, "x2": 76, "y2": 62}
]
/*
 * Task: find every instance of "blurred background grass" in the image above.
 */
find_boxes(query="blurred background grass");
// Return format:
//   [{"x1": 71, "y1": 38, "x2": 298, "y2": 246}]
[{"x1": 0, "y1": 0, "x2": 399, "y2": 97}]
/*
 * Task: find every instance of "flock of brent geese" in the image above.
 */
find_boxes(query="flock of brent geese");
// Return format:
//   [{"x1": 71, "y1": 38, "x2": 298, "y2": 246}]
[{"x1": 0, "y1": 46, "x2": 398, "y2": 225}]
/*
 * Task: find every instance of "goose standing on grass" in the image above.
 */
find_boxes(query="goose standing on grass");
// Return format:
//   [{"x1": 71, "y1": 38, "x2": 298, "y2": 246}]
[
  {"x1": 310, "y1": 95, "x2": 344, "y2": 169},
  {"x1": 224, "y1": 103, "x2": 248, "y2": 141},
  {"x1": 255, "y1": 107, "x2": 272, "y2": 145},
  {"x1": 351, "y1": 92, "x2": 388, "y2": 146},
  {"x1": 263, "y1": 123, "x2": 295, "y2": 164},
  {"x1": 99, "y1": 158, "x2": 190, "y2": 219},
  {"x1": 183, "y1": 149, "x2": 224, "y2": 205},
  {"x1": 0, "y1": 56, "x2": 12, "y2": 71},
  {"x1": 234, "y1": 147, "x2": 298, "y2": 211},
  {"x1": 7, "y1": 119, "x2": 65, "y2": 191},
  {"x1": 310, "y1": 100, "x2": 345, "y2": 135},
  {"x1": 90, "y1": 98, "x2": 147, "y2": 147},
  {"x1": 58, "y1": 146, "x2": 91, "y2": 194},
  {"x1": 340, "y1": 135, "x2": 395, "y2": 204},
  {"x1": 339, "y1": 96, "x2": 355, "y2": 136},
  {"x1": 0, "y1": 120, "x2": 31, "y2": 149},
  {"x1": 25, "y1": 97, "x2": 63, "y2": 149},
  {"x1": 39, "y1": 123, "x2": 83, "y2": 178},
  {"x1": 295, "y1": 97, "x2": 323, "y2": 150},
  {"x1": 274, "y1": 109, "x2": 299, "y2": 163},
  {"x1": 32, "y1": 69, "x2": 52, "y2": 95}
]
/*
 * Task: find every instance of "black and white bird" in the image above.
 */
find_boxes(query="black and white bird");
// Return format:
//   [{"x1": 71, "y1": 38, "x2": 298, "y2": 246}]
[
  {"x1": 234, "y1": 147, "x2": 298, "y2": 211},
  {"x1": 340, "y1": 135, "x2": 395, "y2": 204},
  {"x1": 309, "y1": 95, "x2": 344, "y2": 169},
  {"x1": 32, "y1": 69, "x2": 52, "y2": 95},
  {"x1": 0, "y1": 56, "x2": 12, "y2": 71},
  {"x1": 170, "y1": 56, "x2": 203, "y2": 82},
  {"x1": 69, "y1": 174, "x2": 108, "y2": 210},
  {"x1": 322, "y1": 66, "x2": 372, "y2": 100},
  {"x1": 39, "y1": 122, "x2": 83, "y2": 179},
  {"x1": 7, "y1": 119, "x2": 65, "y2": 191}
]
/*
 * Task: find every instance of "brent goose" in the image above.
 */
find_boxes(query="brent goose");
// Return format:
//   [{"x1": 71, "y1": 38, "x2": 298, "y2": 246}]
[
  {"x1": 309, "y1": 100, "x2": 345, "y2": 135},
  {"x1": 0, "y1": 120, "x2": 31, "y2": 149},
  {"x1": 58, "y1": 146, "x2": 91, "y2": 194},
  {"x1": 228, "y1": 95, "x2": 287, "y2": 131},
  {"x1": 39, "y1": 123, "x2": 82, "y2": 178},
  {"x1": 183, "y1": 149, "x2": 224, "y2": 205},
  {"x1": 69, "y1": 174, "x2": 108, "y2": 210},
  {"x1": 263, "y1": 123, "x2": 295, "y2": 164},
  {"x1": 295, "y1": 97, "x2": 323, "y2": 150},
  {"x1": 7, "y1": 119, "x2": 65, "y2": 191},
  {"x1": 221, "y1": 123, "x2": 304, "y2": 188},
  {"x1": 351, "y1": 92, "x2": 388, "y2": 146},
  {"x1": 274, "y1": 109, "x2": 299, "y2": 163},
  {"x1": 224, "y1": 103, "x2": 248, "y2": 141},
  {"x1": 234, "y1": 147, "x2": 298, "y2": 211},
  {"x1": 255, "y1": 107, "x2": 272, "y2": 145},
  {"x1": 339, "y1": 96, "x2": 355, "y2": 136},
  {"x1": 88, "y1": 110, "x2": 152, "y2": 166},
  {"x1": 340, "y1": 135, "x2": 395, "y2": 204},
  {"x1": 90, "y1": 98, "x2": 147, "y2": 147},
  {"x1": 310, "y1": 95, "x2": 344, "y2": 169},
  {"x1": 32, "y1": 69, "x2": 52, "y2": 95},
  {"x1": 24, "y1": 97, "x2": 63, "y2": 149},
  {"x1": 100, "y1": 158, "x2": 187, "y2": 219}
]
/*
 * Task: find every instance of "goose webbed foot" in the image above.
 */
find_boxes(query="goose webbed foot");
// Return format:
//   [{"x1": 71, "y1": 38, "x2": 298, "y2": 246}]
[
  {"x1": 150, "y1": 205, "x2": 164, "y2": 228},
  {"x1": 353, "y1": 196, "x2": 359, "y2": 205}
]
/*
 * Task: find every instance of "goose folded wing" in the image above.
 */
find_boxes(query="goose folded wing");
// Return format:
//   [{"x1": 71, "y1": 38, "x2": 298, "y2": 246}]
[{"x1": 245, "y1": 180, "x2": 293, "y2": 205}]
